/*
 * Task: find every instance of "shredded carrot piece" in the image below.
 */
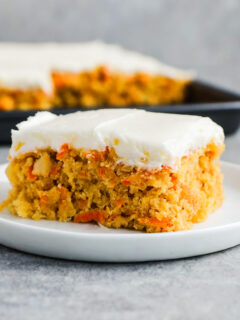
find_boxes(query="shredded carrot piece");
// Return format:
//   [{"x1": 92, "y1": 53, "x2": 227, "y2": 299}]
[
  {"x1": 83, "y1": 152, "x2": 90, "y2": 160},
  {"x1": 50, "y1": 166, "x2": 59, "y2": 177},
  {"x1": 74, "y1": 210, "x2": 105, "y2": 224},
  {"x1": 98, "y1": 65, "x2": 111, "y2": 81},
  {"x1": 98, "y1": 167, "x2": 107, "y2": 179},
  {"x1": 92, "y1": 151, "x2": 102, "y2": 161},
  {"x1": 28, "y1": 165, "x2": 36, "y2": 181},
  {"x1": 116, "y1": 199, "x2": 123, "y2": 208},
  {"x1": 83, "y1": 147, "x2": 109, "y2": 162},
  {"x1": 122, "y1": 179, "x2": 131, "y2": 186},
  {"x1": 161, "y1": 164, "x2": 172, "y2": 171},
  {"x1": 138, "y1": 73, "x2": 151, "y2": 85},
  {"x1": 52, "y1": 73, "x2": 66, "y2": 88},
  {"x1": 52, "y1": 73, "x2": 77, "y2": 88},
  {"x1": 170, "y1": 175, "x2": 178, "y2": 190},
  {"x1": 58, "y1": 186, "x2": 68, "y2": 201},
  {"x1": 138, "y1": 217, "x2": 171, "y2": 228},
  {"x1": 93, "y1": 151, "x2": 105, "y2": 161},
  {"x1": 40, "y1": 194, "x2": 48, "y2": 205},
  {"x1": 57, "y1": 144, "x2": 69, "y2": 160}
]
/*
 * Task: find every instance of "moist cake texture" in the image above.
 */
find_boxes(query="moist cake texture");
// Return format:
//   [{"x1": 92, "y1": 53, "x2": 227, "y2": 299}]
[
  {"x1": 0, "y1": 42, "x2": 191, "y2": 110},
  {"x1": 0, "y1": 109, "x2": 224, "y2": 232}
]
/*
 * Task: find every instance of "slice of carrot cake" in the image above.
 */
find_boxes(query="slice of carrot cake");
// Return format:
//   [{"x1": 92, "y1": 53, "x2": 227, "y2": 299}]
[
  {"x1": 0, "y1": 42, "x2": 191, "y2": 110},
  {"x1": 0, "y1": 109, "x2": 224, "y2": 232}
]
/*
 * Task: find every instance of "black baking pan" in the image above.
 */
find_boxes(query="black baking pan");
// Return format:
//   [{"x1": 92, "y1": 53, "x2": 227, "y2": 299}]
[{"x1": 0, "y1": 79, "x2": 240, "y2": 144}]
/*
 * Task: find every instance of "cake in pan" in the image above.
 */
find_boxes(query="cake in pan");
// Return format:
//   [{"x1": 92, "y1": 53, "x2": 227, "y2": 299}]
[
  {"x1": 0, "y1": 109, "x2": 224, "y2": 232},
  {"x1": 0, "y1": 42, "x2": 191, "y2": 110}
]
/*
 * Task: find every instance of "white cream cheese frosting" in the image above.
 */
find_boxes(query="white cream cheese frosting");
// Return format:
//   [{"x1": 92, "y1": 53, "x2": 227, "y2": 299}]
[
  {"x1": 0, "y1": 41, "x2": 192, "y2": 92},
  {"x1": 10, "y1": 109, "x2": 224, "y2": 170}
]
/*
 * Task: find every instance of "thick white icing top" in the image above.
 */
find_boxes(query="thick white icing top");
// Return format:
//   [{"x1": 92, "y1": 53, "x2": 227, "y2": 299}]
[
  {"x1": 0, "y1": 41, "x2": 192, "y2": 92},
  {"x1": 10, "y1": 109, "x2": 224, "y2": 169}
]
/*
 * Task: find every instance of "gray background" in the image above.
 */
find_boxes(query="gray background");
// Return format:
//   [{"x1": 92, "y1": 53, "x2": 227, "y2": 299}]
[
  {"x1": 1, "y1": 1, "x2": 240, "y2": 319},
  {"x1": 0, "y1": 0, "x2": 240, "y2": 91}
]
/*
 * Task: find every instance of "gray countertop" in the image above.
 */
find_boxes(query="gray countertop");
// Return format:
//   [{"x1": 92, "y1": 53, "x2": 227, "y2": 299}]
[
  {"x1": 0, "y1": 131, "x2": 240, "y2": 320},
  {"x1": 1, "y1": 0, "x2": 240, "y2": 317}
]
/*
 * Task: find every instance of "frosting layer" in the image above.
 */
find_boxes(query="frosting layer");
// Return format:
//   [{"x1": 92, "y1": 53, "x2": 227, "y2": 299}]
[
  {"x1": 0, "y1": 41, "x2": 192, "y2": 92},
  {"x1": 10, "y1": 109, "x2": 224, "y2": 169}
]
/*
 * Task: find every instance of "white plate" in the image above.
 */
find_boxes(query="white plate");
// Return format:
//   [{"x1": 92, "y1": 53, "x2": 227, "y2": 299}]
[{"x1": 0, "y1": 162, "x2": 240, "y2": 262}]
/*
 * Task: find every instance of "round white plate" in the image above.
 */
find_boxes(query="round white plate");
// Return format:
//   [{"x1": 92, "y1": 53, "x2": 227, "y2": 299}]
[{"x1": 0, "y1": 161, "x2": 240, "y2": 262}]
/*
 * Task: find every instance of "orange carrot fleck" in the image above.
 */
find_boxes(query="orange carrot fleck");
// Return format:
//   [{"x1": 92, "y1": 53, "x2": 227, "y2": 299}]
[
  {"x1": 40, "y1": 194, "x2": 48, "y2": 205},
  {"x1": 83, "y1": 151, "x2": 90, "y2": 159},
  {"x1": 57, "y1": 144, "x2": 69, "y2": 160},
  {"x1": 116, "y1": 199, "x2": 123, "y2": 208},
  {"x1": 52, "y1": 73, "x2": 76, "y2": 88},
  {"x1": 138, "y1": 73, "x2": 150, "y2": 85},
  {"x1": 83, "y1": 147, "x2": 108, "y2": 162},
  {"x1": 138, "y1": 217, "x2": 171, "y2": 228},
  {"x1": 98, "y1": 65, "x2": 111, "y2": 81},
  {"x1": 52, "y1": 73, "x2": 66, "y2": 88},
  {"x1": 98, "y1": 167, "x2": 107, "y2": 179},
  {"x1": 58, "y1": 186, "x2": 68, "y2": 201},
  {"x1": 92, "y1": 151, "x2": 105, "y2": 161},
  {"x1": 50, "y1": 166, "x2": 59, "y2": 177},
  {"x1": 161, "y1": 164, "x2": 172, "y2": 171},
  {"x1": 74, "y1": 210, "x2": 105, "y2": 224},
  {"x1": 28, "y1": 165, "x2": 36, "y2": 181},
  {"x1": 122, "y1": 179, "x2": 131, "y2": 186}
]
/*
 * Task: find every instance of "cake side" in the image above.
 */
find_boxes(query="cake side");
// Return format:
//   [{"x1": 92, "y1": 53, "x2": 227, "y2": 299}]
[
  {"x1": 1, "y1": 142, "x2": 224, "y2": 233},
  {"x1": 51, "y1": 66, "x2": 188, "y2": 108},
  {"x1": 0, "y1": 87, "x2": 51, "y2": 111}
]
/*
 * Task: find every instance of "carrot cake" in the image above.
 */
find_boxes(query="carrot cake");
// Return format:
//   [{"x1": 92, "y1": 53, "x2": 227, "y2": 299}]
[
  {"x1": 0, "y1": 109, "x2": 224, "y2": 232},
  {"x1": 0, "y1": 42, "x2": 192, "y2": 110}
]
